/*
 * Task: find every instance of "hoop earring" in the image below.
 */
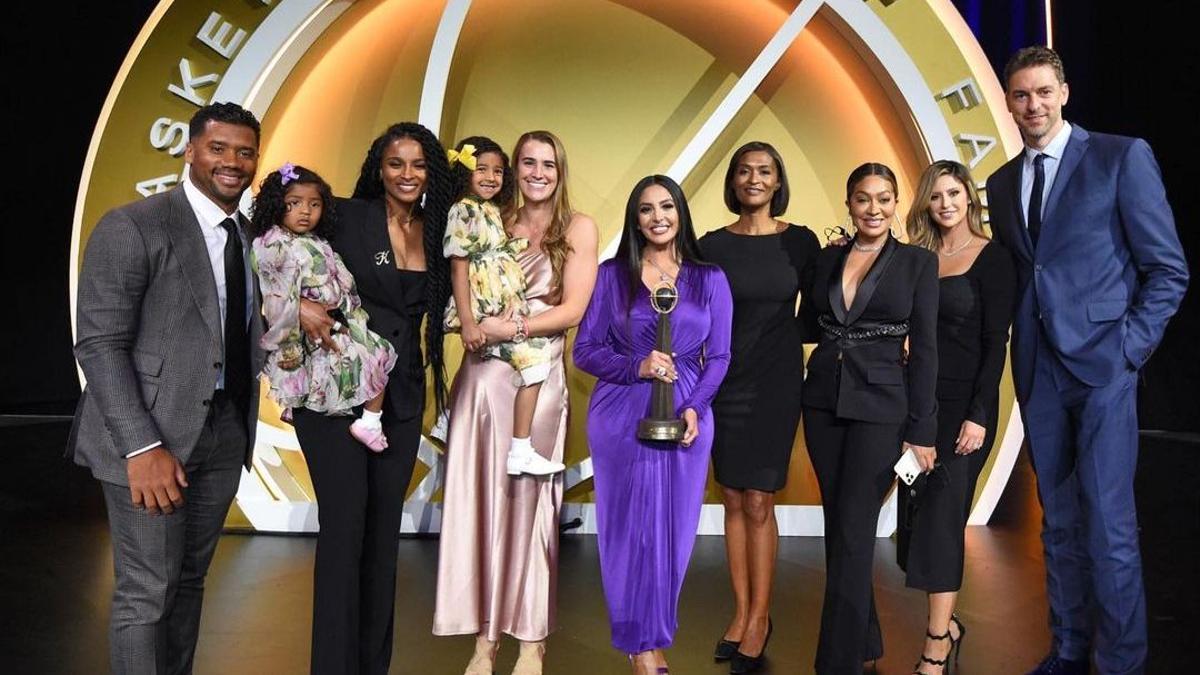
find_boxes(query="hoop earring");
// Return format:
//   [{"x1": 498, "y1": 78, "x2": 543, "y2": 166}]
[{"x1": 891, "y1": 214, "x2": 903, "y2": 239}]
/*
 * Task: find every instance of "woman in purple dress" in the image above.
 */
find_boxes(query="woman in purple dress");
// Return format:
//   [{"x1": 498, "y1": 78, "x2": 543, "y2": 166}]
[{"x1": 573, "y1": 175, "x2": 733, "y2": 674}]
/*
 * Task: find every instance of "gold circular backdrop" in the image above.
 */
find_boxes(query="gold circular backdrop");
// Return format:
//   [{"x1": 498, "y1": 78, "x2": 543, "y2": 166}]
[{"x1": 73, "y1": 0, "x2": 1024, "y2": 534}]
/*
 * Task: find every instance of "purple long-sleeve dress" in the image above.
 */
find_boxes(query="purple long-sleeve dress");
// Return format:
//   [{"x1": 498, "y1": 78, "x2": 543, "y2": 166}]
[{"x1": 573, "y1": 258, "x2": 733, "y2": 654}]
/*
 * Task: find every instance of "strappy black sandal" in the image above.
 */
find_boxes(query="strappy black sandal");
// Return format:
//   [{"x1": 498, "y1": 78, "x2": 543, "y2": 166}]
[
  {"x1": 949, "y1": 614, "x2": 967, "y2": 667},
  {"x1": 912, "y1": 628, "x2": 952, "y2": 674}
]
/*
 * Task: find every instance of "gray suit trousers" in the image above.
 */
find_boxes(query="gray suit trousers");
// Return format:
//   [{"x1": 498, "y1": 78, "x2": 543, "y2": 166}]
[{"x1": 101, "y1": 393, "x2": 246, "y2": 675}]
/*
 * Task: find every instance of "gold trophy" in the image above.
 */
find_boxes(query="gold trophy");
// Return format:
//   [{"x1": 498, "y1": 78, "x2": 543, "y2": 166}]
[{"x1": 638, "y1": 280, "x2": 686, "y2": 442}]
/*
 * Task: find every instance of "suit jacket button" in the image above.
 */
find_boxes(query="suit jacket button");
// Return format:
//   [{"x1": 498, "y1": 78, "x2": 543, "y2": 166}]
[
  {"x1": 1034, "y1": 264, "x2": 1043, "y2": 271},
  {"x1": 202, "y1": 399, "x2": 211, "y2": 407},
  {"x1": 392, "y1": 330, "x2": 400, "y2": 337},
  {"x1": 213, "y1": 362, "x2": 222, "y2": 369}
]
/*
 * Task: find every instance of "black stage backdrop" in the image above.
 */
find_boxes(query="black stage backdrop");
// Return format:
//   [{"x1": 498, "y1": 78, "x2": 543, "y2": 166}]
[{"x1": 6, "y1": 2, "x2": 1197, "y2": 431}]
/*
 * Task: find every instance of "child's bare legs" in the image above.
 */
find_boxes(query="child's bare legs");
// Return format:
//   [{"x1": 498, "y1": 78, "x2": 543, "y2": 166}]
[
  {"x1": 506, "y1": 375, "x2": 564, "y2": 476},
  {"x1": 350, "y1": 390, "x2": 388, "y2": 452}
]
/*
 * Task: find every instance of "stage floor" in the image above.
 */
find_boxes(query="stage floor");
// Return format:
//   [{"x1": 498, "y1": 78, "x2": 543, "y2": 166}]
[{"x1": 2, "y1": 420, "x2": 1194, "y2": 674}]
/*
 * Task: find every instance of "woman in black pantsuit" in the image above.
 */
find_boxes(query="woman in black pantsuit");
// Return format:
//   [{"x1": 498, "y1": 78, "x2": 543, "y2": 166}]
[
  {"x1": 699, "y1": 142, "x2": 821, "y2": 673},
  {"x1": 295, "y1": 122, "x2": 454, "y2": 674},
  {"x1": 802, "y1": 163, "x2": 939, "y2": 675},
  {"x1": 896, "y1": 160, "x2": 1015, "y2": 674}
]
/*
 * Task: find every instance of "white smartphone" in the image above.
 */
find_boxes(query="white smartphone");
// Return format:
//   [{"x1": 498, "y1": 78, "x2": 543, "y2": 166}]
[{"x1": 893, "y1": 448, "x2": 922, "y2": 486}]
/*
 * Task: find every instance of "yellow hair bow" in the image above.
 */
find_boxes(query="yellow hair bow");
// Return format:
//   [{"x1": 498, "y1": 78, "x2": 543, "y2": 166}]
[{"x1": 447, "y1": 144, "x2": 477, "y2": 171}]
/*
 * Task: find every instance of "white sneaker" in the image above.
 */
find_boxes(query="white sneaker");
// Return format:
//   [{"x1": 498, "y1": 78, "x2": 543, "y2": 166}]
[{"x1": 506, "y1": 446, "x2": 565, "y2": 476}]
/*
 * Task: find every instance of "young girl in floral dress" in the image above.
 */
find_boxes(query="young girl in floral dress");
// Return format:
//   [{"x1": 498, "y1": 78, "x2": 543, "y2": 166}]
[
  {"x1": 251, "y1": 163, "x2": 396, "y2": 451},
  {"x1": 443, "y1": 137, "x2": 562, "y2": 475}
]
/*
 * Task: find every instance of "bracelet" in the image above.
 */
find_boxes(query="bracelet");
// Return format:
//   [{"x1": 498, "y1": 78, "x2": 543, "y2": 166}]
[{"x1": 511, "y1": 315, "x2": 528, "y2": 343}]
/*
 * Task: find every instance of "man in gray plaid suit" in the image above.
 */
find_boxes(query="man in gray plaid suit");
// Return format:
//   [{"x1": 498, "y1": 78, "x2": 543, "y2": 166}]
[{"x1": 70, "y1": 102, "x2": 265, "y2": 674}]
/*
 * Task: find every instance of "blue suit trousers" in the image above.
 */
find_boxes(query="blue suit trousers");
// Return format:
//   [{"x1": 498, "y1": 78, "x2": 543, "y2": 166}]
[{"x1": 1024, "y1": 333, "x2": 1146, "y2": 674}]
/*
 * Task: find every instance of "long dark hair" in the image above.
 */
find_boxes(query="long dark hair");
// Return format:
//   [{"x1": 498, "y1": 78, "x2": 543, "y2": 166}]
[
  {"x1": 614, "y1": 175, "x2": 708, "y2": 302},
  {"x1": 352, "y1": 122, "x2": 453, "y2": 412},
  {"x1": 250, "y1": 164, "x2": 337, "y2": 240},
  {"x1": 448, "y1": 136, "x2": 514, "y2": 211}
]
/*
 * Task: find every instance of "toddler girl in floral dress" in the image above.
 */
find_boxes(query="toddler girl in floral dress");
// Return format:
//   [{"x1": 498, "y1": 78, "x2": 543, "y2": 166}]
[
  {"x1": 251, "y1": 163, "x2": 395, "y2": 451},
  {"x1": 443, "y1": 137, "x2": 562, "y2": 475}
]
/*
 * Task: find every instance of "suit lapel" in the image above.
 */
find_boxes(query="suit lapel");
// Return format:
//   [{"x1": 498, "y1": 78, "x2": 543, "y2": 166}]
[
  {"x1": 365, "y1": 199, "x2": 394, "y2": 291},
  {"x1": 239, "y1": 213, "x2": 266, "y2": 348},
  {"x1": 828, "y1": 244, "x2": 850, "y2": 325},
  {"x1": 845, "y1": 234, "x2": 898, "y2": 326},
  {"x1": 165, "y1": 187, "x2": 221, "y2": 338},
  {"x1": 1000, "y1": 156, "x2": 1034, "y2": 263},
  {"x1": 1038, "y1": 125, "x2": 1090, "y2": 248}
]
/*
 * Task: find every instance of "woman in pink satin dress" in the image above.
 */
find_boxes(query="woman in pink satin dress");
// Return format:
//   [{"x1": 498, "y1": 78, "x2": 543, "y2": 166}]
[{"x1": 433, "y1": 130, "x2": 599, "y2": 675}]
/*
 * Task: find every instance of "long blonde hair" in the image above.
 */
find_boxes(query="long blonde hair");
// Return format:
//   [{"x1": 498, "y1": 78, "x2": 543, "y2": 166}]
[
  {"x1": 906, "y1": 160, "x2": 987, "y2": 252},
  {"x1": 511, "y1": 130, "x2": 574, "y2": 293}
]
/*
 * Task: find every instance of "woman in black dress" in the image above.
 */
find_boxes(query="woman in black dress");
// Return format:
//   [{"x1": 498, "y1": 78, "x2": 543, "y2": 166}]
[
  {"x1": 295, "y1": 122, "x2": 453, "y2": 674},
  {"x1": 699, "y1": 142, "x2": 820, "y2": 673},
  {"x1": 802, "y1": 163, "x2": 939, "y2": 674},
  {"x1": 897, "y1": 160, "x2": 1015, "y2": 674}
]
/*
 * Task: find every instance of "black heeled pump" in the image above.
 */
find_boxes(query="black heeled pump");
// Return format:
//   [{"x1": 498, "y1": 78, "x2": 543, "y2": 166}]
[
  {"x1": 713, "y1": 637, "x2": 740, "y2": 662},
  {"x1": 729, "y1": 618, "x2": 772, "y2": 674}
]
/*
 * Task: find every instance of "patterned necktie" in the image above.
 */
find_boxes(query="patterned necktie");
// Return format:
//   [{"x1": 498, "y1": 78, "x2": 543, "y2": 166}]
[
  {"x1": 219, "y1": 218, "x2": 250, "y2": 405},
  {"x1": 1027, "y1": 153, "x2": 1048, "y2": 246}
]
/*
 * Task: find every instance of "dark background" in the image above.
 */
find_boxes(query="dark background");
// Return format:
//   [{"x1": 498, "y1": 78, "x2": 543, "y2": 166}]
[{"x1": 5, "y1": 2, "x2": 1197, "y2": 430}]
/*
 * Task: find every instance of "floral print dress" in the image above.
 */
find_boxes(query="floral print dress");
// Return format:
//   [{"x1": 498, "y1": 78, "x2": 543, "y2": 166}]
[
  {"x1": 253, "y1": 226, "x2": 396, "y2": 415},
  {"x1": 443, "y1": 196, "x2": 551, "y2": 383}
]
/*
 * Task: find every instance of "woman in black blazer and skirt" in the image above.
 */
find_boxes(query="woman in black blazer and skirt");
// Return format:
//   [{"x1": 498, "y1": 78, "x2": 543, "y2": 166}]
[
  {"x1": 802, "y1": 163, "x2": 939, "y2": 674},
  {"x1": 295, "y1": 122, "x2": 454, "y2": 674}
]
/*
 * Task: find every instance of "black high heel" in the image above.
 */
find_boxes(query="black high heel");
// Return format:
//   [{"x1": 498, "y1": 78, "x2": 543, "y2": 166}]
[
  {"x1": 949, "y1": 614, "x2": 967, "y2": 666},
  {"x1": 729, "y1": 618, "x2": 771, "y2": 674},
  {"x1": 713, "y1": 638, "x2": 740, "y2": 662},
  {"x1": 912, "y1": 628, "x2": 952, "y2": 675}
]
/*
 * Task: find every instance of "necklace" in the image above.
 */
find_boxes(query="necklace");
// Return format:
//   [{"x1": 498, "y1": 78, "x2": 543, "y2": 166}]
[
  {"x1": 852, "y1": 240, "x2": 884, "y2": 253},
  {"x1": 939, "y1": 237, "x2": 973, "y2": 257},
  {"x1": 386, "y1": 209, "x2": 417, "y2": 269},
  {"x1": 644, "y1": 255, "x2": 678, "y2": 282}
]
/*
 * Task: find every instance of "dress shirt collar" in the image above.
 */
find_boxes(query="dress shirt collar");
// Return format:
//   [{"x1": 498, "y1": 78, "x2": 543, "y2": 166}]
[
  {"x1": 182, "y1": 174, "x2": 241, "y2": 231},
  {"x1": 1024, "y1": 120, "x2": 1073, "y2": 164}
]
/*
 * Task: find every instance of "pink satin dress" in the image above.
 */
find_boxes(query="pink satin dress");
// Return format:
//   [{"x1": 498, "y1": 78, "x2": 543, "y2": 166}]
[{"x1": 432, "y1": 248, "x2": 567, "y2": 642}]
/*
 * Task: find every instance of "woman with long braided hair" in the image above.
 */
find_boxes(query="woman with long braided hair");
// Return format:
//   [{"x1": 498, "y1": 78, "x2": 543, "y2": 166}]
[
  {"x1": 433, "y1": 130, "x2": 599, "y2": 675},
  {"x1": 294, "y1": 121, "x2": 453, "y2": 674}
]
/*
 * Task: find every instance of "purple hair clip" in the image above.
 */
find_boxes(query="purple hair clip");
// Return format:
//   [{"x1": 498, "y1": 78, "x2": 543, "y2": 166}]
[{"x1": 279, "y1": 162, "x2": 300, "y2": 186}]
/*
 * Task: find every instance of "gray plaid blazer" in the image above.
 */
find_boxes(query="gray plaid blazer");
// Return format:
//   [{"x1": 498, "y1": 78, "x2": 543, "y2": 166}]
[{"x1": 69, "y1": 186, "x2": 265, "y2": 485}]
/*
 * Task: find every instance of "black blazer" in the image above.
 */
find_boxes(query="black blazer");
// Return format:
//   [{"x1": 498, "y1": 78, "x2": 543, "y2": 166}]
[
  {"x1": 802, "y1": 236, "x2": 939, "y2": 446},
  {"x1": 330, "y1": 197, "x2": 427, "y2": 422}
]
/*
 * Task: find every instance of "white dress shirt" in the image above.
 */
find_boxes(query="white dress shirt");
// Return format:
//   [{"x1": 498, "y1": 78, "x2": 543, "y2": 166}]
[{"x1": 1019, "y1": 120, "x2": 1073, "y2": 227}]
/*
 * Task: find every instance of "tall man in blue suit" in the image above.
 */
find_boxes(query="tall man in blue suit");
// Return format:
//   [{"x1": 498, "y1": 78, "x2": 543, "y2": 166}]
[{"x1": 987, "y1": 47, "x2": 1188, "y2": 675}]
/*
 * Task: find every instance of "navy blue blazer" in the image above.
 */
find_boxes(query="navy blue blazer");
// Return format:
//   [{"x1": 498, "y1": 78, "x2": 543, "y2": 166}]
[{"x1": 986, "y1": 125, "x2": 1188, "y2": 400}]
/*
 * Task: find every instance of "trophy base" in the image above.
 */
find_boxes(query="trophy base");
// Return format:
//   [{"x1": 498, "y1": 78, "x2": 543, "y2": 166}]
[{"x1": 638, "y1": 417, "x2": 686, "y2": 442}]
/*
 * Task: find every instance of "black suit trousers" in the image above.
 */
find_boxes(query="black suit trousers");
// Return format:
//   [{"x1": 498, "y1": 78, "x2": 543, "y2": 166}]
[
  {"x1": 291, "y1": 408, "x2": 421, "y2": 675},
  {"x1": 804, "y1": 407, "x2": 903, "y2": 674}
]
